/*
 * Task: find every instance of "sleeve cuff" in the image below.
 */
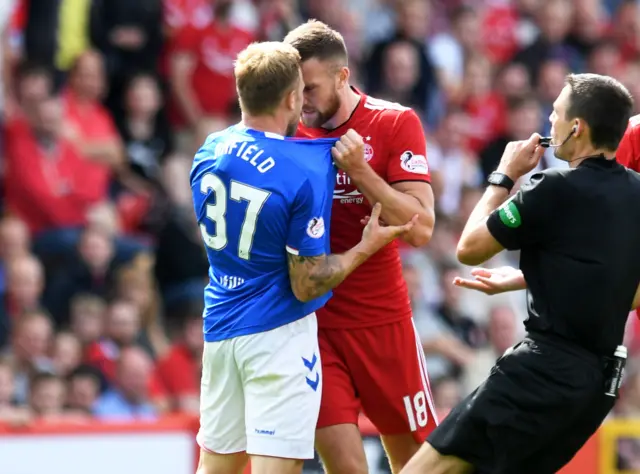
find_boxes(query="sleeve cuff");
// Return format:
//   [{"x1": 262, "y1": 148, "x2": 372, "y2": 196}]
[{"x1": 486, "y1": 212, "x2": 520, "y2": 251}]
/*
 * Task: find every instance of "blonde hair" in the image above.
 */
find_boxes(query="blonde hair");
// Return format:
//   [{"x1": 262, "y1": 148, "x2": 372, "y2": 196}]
[{"x1": 235, "y1": 41, "x2": 301, "y2": 116}]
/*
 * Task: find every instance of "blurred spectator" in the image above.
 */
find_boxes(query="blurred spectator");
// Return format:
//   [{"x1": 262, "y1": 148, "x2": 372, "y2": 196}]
[
  {"x1": 19, "y1": 0, "x2": 92, "y2": 85},
  {"x1": 115, "y1": 72, "x2": 175, "y2": 190},
  {"x1": 428, "y1": 5, "x2": 480, "y2": 103},
  {"x1": 7, "y1": 309, "x2": 54, "y2": 404},
  {"x1": 67, "y1": 364, "x2": 103, "y2": 415},
  {"x1": 3, "y1": 254, "x2": 45, "y2": 324},
  {"x1": 366, "y1": 0, "x2": 439, "y2": 119},
  {"x1": 155, "y1": 310, "x2": 202, "y2": 414},
  {"x1": 89, "y1": 0, "x2": 163, "y2": 115},
  {"x1": 479, "y1": 94, "x2": 542, "y2": 180},
  {"x1": 459, "y1": 54, "x2": 506, "y2": 153},
  {"x1": 43, "y1": 227, "x2": 118, "y2": 325},
  {"x1": 427, "y1": 109, "x2": 481, "y2": 216},
  {"x1": 431, "y1": 376, "x2": 463, "y2": 421},
  {"x1": 93, "y1": 345, "x2": 157, "y2": 420},
  {"x1": 29, "y1": 371, "x2": 68, "y2": 421},
  {"x1": 4, "y1": 96, "x2": 108, "y2": 238},
  {"x1": 168, "y1": 0, "x2": 253, "y2": 153},
  {"x1": 85, "y1": 299, "x2": 142, "y2": 381},
  {"x1": 513, "y1": 0, "x2": 579, "y2": 83},
  {"x1": 462, "y1": 306, "x2": 518, "y2": 394},
  {"x1": 69, "y1": 293, "x2": 107, "y2": 347},
  {"x1": 52, "y1": 331, "x2": 82, "y2": 378},
  {"x1": 61, "y1": 50, "x2": 124, "y2": 177},
  {"x1": 0, "y1": 357, "x2": 30, "y2": 425},
  {"x1": 377, "y1": 40, "x2": 424, "y2": 116}
]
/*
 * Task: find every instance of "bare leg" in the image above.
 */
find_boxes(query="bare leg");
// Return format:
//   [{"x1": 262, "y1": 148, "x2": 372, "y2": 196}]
[
  {"x1": 196, "y1": 448, "x2": 248, "y2": 474},
  {"x1": 399, "y1": 442, "x2": 473, "y2": 474},
  {"x1": 380, "y1": 433, "x2": 422, "y2": 474},
  {"x1": 315, "y1": 424, "x2": 369, "y2": 474}
]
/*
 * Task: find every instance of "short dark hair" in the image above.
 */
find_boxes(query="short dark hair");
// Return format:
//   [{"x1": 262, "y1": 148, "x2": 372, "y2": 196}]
[
  {"x1": 565, "y1": 73, "x2": 633, "y2": 150},
  {"x1": 283, "y1": 20, "x2": 348, "y2": 64}
]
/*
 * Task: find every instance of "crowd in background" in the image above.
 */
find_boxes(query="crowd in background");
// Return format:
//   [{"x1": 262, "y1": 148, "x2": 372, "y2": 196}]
[{"x1": 1, "y1": 0, "x2": 640, "y2": 467}]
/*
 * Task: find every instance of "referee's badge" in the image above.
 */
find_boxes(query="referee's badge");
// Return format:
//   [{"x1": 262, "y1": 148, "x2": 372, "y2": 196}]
[{"x1": 498, "y1": 199, "x2": 522, "y2": 228}]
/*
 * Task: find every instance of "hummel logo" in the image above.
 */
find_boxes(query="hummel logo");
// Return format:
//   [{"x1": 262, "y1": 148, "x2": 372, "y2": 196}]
[
  {"x1": 302, "y1": 353, "x2": 317, "y2": 371},
  {"x1": 306, "y1": 372, "x2": 320, "y2": 391},
  {"x1": 302, "y1": 354, "x2": 319, "y2": 391}
]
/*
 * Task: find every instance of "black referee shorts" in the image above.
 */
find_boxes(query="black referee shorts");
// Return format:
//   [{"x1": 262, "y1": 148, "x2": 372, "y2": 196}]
[{"x1": 428, "y1": 333, "x2": 615, "y2": 474}]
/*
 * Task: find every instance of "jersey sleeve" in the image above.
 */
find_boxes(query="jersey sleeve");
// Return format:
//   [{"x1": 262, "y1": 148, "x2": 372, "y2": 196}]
[
  {"x1": 486, "y1": 171, "x2": 560, "y2": 250},
  {"x1": 617, "y1": 120, "x2": 640, "y2": 172},
  {"x1": 286, "y1": 177, "x2": 330, "y2": 257},
  {"x1": 386, "y1": 109, "x2": 431, "y2": 184}
]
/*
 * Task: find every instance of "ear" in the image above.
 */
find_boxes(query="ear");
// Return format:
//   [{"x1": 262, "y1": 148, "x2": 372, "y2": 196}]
[
  {"x1": 285, "y1": 87, "x2": 296, "y2": 111},
  {"x1": 573, "y1": 119, "x2": 582, "y2": 137},
  {"x1": 337, "y1": 66, "x2": 350, "y2": 90}
]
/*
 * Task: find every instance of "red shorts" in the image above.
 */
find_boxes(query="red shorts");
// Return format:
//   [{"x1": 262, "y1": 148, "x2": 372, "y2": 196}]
[{"x1": 317, "y1": 318, "x2": 438, "y2": 443}]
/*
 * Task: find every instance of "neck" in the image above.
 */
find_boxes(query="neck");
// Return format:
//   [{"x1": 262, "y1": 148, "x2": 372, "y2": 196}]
[
  {"x1": 242, "y1": 113, "x2": 287, "y2": 137},
  {"x1": 566, "y1": 142, "x2": 615, "y2": 168},
  {"x1": 323, "y1": 85, "x2": 361, "y2": 129}
]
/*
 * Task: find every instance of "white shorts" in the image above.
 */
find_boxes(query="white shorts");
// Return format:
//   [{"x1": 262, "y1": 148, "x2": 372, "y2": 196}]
[{"x1": 197, "y1": 313, "x2": 321, "y2": 459}]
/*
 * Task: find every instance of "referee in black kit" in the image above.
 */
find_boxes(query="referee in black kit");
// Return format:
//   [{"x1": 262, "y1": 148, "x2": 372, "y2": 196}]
[{"x1": 400, "y1": 73, "x2": 640, "y2": 474}]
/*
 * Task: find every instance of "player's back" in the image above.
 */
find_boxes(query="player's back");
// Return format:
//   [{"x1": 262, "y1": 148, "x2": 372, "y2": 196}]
[{"x1": 191, "y1": 124, "x2": 337, "y2": 342}]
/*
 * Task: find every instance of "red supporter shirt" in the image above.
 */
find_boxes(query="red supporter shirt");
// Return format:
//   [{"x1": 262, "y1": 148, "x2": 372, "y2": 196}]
[
  {"x1": 463, "y1": 92, "x2": 507, "y2": 153},
  {"x1": 85, "y1": 340, "x2": 166, "y2": 399},
  {"x1": 297, "y1": 91, "x2": 431, "y2": 329},
  {"x1": 62, "y1": 90, "x2": 117, "y2": 189},
  {"x1": 616, "y1": 115, "x2": 640, "y2": 323},
  {"x1": 481, "y1": 5, "x2": 519, "y2": 64},
  {"x1": 155, "y1": 343, "x2": 199, "y2": 400},
  {"x1": 171, "y1": 23, "x2": 253, "y2": 123},
  {"x1": 3, "y1": 119, "x2": 106, "y2": 234}
]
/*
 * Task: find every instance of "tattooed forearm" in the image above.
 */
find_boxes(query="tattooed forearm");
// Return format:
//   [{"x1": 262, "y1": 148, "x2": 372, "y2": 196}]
[{"x1": 287, "y1": 249, "x2": 368, "y2": 302}]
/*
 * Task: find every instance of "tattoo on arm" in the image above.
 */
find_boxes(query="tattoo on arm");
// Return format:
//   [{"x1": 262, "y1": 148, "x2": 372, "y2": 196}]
[{"x1": 287, "y1": 253, "x2": 347, "y2": 301}]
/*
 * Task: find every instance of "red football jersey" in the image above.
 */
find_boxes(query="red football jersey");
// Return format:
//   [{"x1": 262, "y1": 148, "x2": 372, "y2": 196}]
[
  {"x1": 617, "y1": 114, "x2": 640, "y2": 321},
  {"x1": 297, "y1": 90, "x2": 431, "y2": 329}
]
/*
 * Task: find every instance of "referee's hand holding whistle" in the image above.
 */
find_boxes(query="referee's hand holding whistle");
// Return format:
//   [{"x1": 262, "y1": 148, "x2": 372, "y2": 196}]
[{"x1": 497, "y1": 132, "x2": 546, "y2": 181}]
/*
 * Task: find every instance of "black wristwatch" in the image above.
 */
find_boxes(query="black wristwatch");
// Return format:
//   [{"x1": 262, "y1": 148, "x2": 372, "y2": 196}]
[{"x1": 487, "y1": 172, "x2": 514, "y2": 193}]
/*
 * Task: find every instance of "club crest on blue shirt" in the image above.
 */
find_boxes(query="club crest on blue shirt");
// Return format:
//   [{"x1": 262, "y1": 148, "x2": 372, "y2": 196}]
[{"x1": 306, "y1": 217, "x2": 325, "y2": 239}]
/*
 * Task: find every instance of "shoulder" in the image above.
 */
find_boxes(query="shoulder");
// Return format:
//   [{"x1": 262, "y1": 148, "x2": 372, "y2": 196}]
[
  {"x1": 519, "y1": 169, "x2": 568, "y2": 197},
  {"x1": 361, "y1": 95, "x2": 423, "y2": 135}
]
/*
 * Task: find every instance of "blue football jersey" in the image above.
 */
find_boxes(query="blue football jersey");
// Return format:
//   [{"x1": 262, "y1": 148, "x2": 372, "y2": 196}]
[{"x1": 190, "y1": 124, "x2": 338, "y2": 342}]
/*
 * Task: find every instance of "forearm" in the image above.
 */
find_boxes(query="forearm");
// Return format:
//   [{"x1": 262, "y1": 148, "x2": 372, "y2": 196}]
[
  {"x1": 288, "y1": 242, "x2": 371, "y2": 302},
  {"x1": 459, "y1": 186, "x2": 509, "y2": 246},
  {"x1": 349, "y1": 165, "x2": 434, "y2": 246},
  {"x1": 78, "y1": 141, "x2": 124, "y2": 169}
]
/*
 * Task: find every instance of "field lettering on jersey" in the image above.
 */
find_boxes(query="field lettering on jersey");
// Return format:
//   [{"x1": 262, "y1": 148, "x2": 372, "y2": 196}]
[{"x1": 214, "y1": 140, "x2": 276, "y2": 173}]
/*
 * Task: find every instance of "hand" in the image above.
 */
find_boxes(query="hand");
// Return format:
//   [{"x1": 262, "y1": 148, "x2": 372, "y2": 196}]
[
  {"x1": 331, "y1": 129, "x2": 368, "y2": 174},
  {"x1": 361, "y1": 203, "x2": 417, "y2": 253},
  {"x1": 360, "y1": 214, "x2": 386, "y2": 226},
  {"x1": 497, "y1": 133, "x2": 546, "y2": 181},
  {"x1": 452, "y1": 266, "x2": 525, "y2": 295}
]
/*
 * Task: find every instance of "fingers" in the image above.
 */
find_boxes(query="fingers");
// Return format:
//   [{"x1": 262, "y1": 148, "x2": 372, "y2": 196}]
[
  {"x1": 470, "y1": 268, "x2": 492, "y2": 277},
  {"x1": 370, "y1": 202, "x2": 382, "y2": 221},
  {"x1": 452, "y1": 277, "x2": 492, "y2": 293}
]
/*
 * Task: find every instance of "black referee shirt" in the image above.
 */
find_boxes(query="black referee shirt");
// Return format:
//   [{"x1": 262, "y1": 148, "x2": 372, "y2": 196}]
[{"x1": 487, "y1": 155, "x2": 640, "y2": 357}]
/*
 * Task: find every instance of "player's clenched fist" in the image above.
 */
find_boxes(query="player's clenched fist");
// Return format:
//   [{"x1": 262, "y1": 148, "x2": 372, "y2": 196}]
[{"x1": 332, "y1": 129, "x2": 367, "y2": 173}]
